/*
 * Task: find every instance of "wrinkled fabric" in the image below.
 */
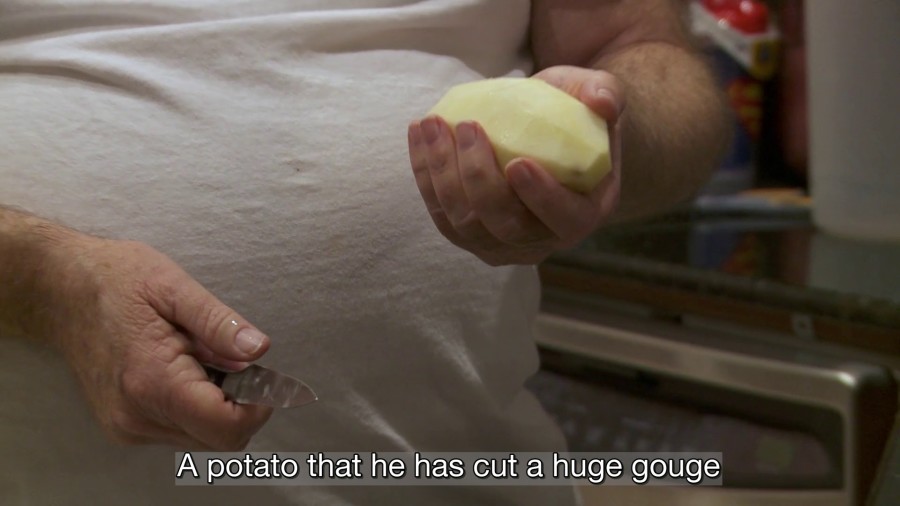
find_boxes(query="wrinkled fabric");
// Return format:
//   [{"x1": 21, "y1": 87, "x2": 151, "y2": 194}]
[{"x1": 0, "y1": 1, "x2": 577, "y2": 504}]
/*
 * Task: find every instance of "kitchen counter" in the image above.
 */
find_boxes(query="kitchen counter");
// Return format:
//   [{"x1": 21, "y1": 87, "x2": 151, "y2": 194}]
[
  {"x1": 534, "y1": 197, "x2": 900, "y2": 505},
  {"x1": 539, "y1": 201, "x2": 900, "y2": 357}
]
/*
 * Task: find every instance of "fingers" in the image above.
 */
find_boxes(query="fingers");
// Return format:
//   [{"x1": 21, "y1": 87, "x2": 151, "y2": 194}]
[
  {"x1": 192, "y1": 340, "x2": 250, "y2": 372},
  {"x1": 108, "y1": 407, "x2": 211, "y2": 450},
  {"x1": 532, "y1": 66, "x2": 625, "y2": 124},
  {"x1": 149, "y1": 272, "x2": 270, "y2": 363},
  {"x1": 168, "y1": 377, "x2": 274, "y2": 451},
  {"x1": 456, "y1": 122, "x2": 554, "y2": 245},
  {"x1": 409, "y1": 118, "x2": 496, "y2": 248},
  {"x1": 115, "y1": 337, "x2": 267, "y2": 450},
  {"x1": 408, "y1": 67, "x2": 625, "y2": 265},
  {"x1": 588, "y1": 119, "x2": 623, "y2": 220},
  {"x1": 120, "y1": 330, "x2": 271, "y2": 451},
  {"x1": 138, "y1": 272, "x2": 273, "y2": 450},
  {"x1": 527, "y1": 66, "x2": 625, "y2": 233},
  {"x1": 409, "y1": 118, "x2": 465, "y2": 244},
  {"x1": 506, "y1": 159, "x2": 602, "y2": 248},
  {"x1": 409, "y1": 117, "x2": 571, "y2": 264},
  {"x1": 136, "y1": 354, "x2": 273, "y2": 451},
  {"x1": 420, "y1": 116, "x2": 469, "y2": 225},
  {"x1": 110, "y1": 387, "x2": 268, "y2": 452},
  {"x1": 66, "y1": 240, "x2": 276, "y2": 451}
]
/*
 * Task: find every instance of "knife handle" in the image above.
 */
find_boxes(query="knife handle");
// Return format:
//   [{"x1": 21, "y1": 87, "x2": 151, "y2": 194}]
[{"x1": 202, "y1": 365, "x2": 228, "y2": 388}]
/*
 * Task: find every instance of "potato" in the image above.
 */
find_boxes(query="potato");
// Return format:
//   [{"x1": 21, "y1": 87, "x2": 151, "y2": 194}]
[{"x1": 429, "y1": 77, "x2": 611, "y2": 193}]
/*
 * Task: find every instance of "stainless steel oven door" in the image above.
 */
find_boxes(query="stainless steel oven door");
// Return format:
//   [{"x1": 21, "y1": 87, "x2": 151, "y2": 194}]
[{"x1": 531, "y1": 305, "x2": 897, "y2": 506}]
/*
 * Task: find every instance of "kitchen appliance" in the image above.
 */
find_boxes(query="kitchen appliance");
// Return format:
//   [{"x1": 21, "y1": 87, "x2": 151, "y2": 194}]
[{"x1": 529, "y1": 211, "x2": 899, "y2": 506}]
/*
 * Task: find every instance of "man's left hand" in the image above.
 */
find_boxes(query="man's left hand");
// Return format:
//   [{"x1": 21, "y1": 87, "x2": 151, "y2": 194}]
[{"x1": 408, "y1": 66, "x2": 624, "y2": 266}]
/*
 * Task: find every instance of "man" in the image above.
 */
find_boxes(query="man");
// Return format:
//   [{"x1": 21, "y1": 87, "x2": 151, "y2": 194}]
[{"x1": 0, "y1": 0, "x2": 727, "y2": 504}]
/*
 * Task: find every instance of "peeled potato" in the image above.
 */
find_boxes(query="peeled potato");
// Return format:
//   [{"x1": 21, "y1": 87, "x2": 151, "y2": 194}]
[{"x1": 429, "y1": 77, "x2": 611, "y2": 193}]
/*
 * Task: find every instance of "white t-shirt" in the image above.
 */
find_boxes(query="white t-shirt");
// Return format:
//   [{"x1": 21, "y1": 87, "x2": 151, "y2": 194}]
[{"x1": 0, "y1": 1, "x2": 577, "y2": 504}]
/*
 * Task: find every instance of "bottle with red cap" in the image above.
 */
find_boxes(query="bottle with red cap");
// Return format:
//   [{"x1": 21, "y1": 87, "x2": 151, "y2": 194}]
[
  {"x1": 692, "y1": 0, "x2": 778, "y2": 195},
  {"x1": 703, "y1": 0, "x2": 769, "y2": 30}
]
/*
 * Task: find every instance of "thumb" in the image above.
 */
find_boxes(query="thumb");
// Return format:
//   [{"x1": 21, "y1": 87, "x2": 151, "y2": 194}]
[
  {"x1": 149, "y1": 273, "x2": 270, "y2": 363},
  {"x1": 532, "y1": 65, "x2": 626, "y2": 124}
]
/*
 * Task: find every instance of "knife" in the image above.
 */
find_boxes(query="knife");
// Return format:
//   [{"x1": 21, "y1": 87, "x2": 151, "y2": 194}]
[{"x1": 203, "y1": 364, "x2": 318, "y2": 408}]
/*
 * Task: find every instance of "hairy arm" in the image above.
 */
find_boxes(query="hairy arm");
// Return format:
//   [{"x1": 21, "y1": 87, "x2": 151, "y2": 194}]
[
  {"x1": 0, "y1": 206, "x2": 75, "y2": 341},
  {"x1": 407, "y1": 0, "x2": 729, "y2": 264},
  {"x1": 532, "y1": 0, "x2": 730, "y2": 221},
  {"x1": 0, "y1": 204, "x2": 273, "y2": 449}
]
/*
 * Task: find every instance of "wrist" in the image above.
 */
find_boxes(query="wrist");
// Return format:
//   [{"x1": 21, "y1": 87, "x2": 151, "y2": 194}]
[{"x1": 0, "y1": 207, "x2": 95, "y2": 343}]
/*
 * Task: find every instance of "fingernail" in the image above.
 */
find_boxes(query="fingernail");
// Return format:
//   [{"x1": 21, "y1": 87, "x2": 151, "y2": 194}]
[
  {"x1": 422, "y1": 118, "x2": 441, "y2": 145},
  {"x1": 594, "y1": 86, "x2": 622, "y2": 115},
  {"x1": 235, "y1": 328, "x2": 266, "y2": 355},
  {"x1": 595, "y1": 87, "x2": 614, "y2": 103},
  {"x1": 456, "y1": 122, "x2": 476, "y2": 150},
  {"x1": 408, "y1": 124, "x2": 422, "y2": 146},
  {"x1": 508, "y1": 161, "x2": 532, "y2": 188}
]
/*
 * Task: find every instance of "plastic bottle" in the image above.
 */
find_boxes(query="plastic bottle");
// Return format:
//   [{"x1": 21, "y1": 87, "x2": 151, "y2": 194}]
[
  {"x1": 694, "y1": 0, "x2": 777, "y2": 195},
  {"x1": 807, "y1": 1, "x2": 900, "y2": 241}
]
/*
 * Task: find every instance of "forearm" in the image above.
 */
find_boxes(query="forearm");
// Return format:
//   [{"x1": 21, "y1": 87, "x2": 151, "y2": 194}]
[
  {"x1": 595, "y1": 41, "x2": 730, "y2": 221},
  {"x1": 0, "y1": 206, "x2": 82, "y2": 340}
]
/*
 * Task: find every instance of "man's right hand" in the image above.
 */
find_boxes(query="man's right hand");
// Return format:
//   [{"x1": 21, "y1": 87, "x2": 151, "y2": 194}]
[{"x1": 37, "y1": 232, "x2": 274, "y2": 450}]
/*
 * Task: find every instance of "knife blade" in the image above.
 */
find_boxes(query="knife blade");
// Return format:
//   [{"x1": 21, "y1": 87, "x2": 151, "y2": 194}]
[{"x1": 203, "y1": 364, "x2": 318, "y2": 408}]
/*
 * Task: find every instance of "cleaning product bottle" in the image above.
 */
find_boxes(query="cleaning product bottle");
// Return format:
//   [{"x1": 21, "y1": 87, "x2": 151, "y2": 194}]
[{"x1": 691, "y1": 0, "x2": 780, "y2": 195}]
